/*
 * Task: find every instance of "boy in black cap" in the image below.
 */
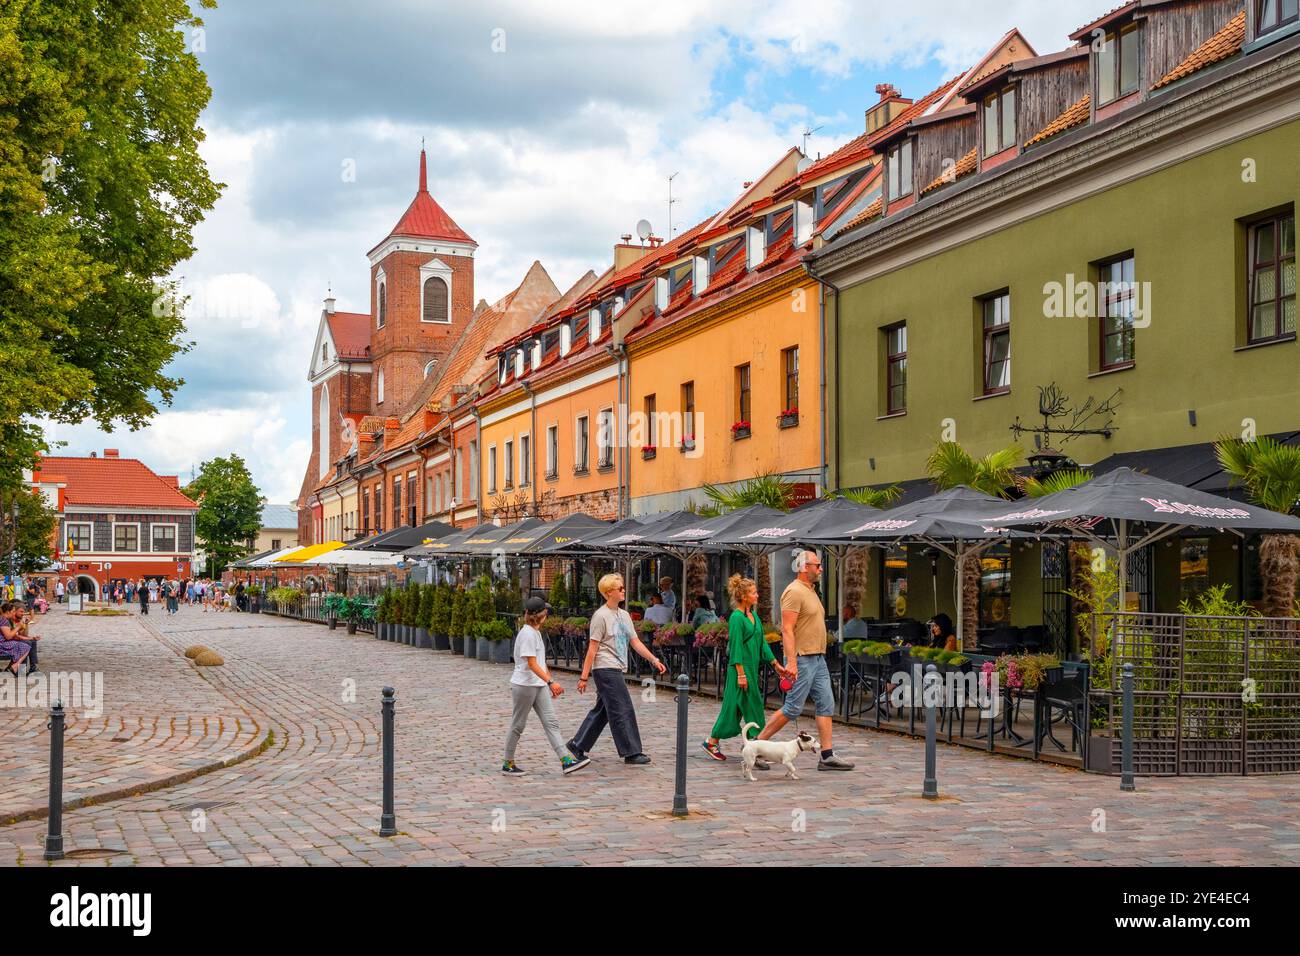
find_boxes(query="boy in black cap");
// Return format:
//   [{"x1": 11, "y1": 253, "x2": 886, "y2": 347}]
[{"x1": 502, "y1": 596, "x2": 589, "y2": 775}]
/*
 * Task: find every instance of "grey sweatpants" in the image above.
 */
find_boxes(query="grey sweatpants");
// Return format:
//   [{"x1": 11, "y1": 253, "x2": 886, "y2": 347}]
[{"x1": 505, "y1": 683, "x2": 569, "y2": 762}]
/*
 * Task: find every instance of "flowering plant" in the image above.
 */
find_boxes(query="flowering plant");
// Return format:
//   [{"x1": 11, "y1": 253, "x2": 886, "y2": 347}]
[
  {"x1": 731, "y1": 421, "x2": 751, "y2": 433},
  {"x1": 641, "y1": 445, "x2": 656, "y2": 452},
  {"x1": 779, "y1": 408, "x2": 798, "y2": 418},
  {"x1": 693, "y1": 620, "x2": 728, "y2": 649}
]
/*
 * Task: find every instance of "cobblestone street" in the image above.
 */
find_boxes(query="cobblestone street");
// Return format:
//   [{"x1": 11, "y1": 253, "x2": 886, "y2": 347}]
[{"x1": 3, "y1": 605, "x2": 1299, "y2": 866}]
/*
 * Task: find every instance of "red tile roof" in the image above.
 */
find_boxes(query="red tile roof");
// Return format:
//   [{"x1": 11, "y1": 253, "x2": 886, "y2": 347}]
[
  {"x1": 1152, "y1": 9, "x2": 1246, "y2": 90},
  {"x1": 327, "y1": 311, "x2": 371, "y2": 358},
  {"x1": 1023, "y1": 93, "x2": 1092, "y2": 148},
  {"x1": 38, "y1": 456, "x2": 198, "y2": 510},
  {"x1": 369, "y1": 149, "x2": 474, "y2": 254},
  {"x1": 920, "y1": 147, "x2": 979, "y2": 195}
]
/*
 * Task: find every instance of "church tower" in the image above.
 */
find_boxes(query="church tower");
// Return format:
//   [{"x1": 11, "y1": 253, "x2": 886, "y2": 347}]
[{"x1": 365, "y1": 147, "x2": 476, "y2": 414}]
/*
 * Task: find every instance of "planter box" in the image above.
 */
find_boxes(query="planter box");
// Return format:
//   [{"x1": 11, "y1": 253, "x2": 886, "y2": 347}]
[
  {"x1": 1087, "y1": 735, "x2": 1114, "y2": 773},
  {"x1": 477, "y1": 638, "x2": 492, "y2": 661},
  {"x1": 490, "y1": 639, "x2": 513, "y2": 664},
  {"x1": 450, "y1": 635, "x2": 465, "y2": 654},
  {"x1": 433, "y1": 632, "x2": 451, "y2": 651},
  {"x1": 641, "y1": 448, "x2": 657, "y2": 460},
  {"x1": 679, "y1": 440, "x2": 696, "y2": 454},
  {"x1": 346, "y1": 621, "x2": 357, "y2": 634},
  {"x1": 463, "y1": 636, "x2": 477, "y2": 659},
  {"x1": 327, "y1": 617, "x2": 337, "y2": 630},
  {"x1": 778, "y1": 413, "x2": 799, "y2": 429},
  {"x1": 731, "y1": 426, "x2": 751, "y2": 441},
  {"x1": 416, "y1": 627, "x2": 432, "y2": 649}
]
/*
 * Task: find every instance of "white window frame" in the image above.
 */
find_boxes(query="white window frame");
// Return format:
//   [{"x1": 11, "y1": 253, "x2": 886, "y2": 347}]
[
  {"x1": 112, "y1": 522, "x2": 141, "y2": 553},
  {"x1": 598, "y1": 406, "x2": 615, "y2": 468},
  {"x1": 519, "y1": 432, "x2": 531, "y2": 487},
  {"x1": 375, "y1": 269, "x2": 387, "y2": 328},
  {"x1": 65, "y1": 522, "x2": 92, "y2": 553},
  {"x1": 504, "y1": 439, "x2": 514, "y2": 487},
  {"x1": 488, "y1": 444, "x2": 498, "y2": 494},
  {"x1": 151, "y1": 522, "x2": 178, "y2": 553},
  {"x1": 575, "y1": 414, "x2": 590, "y2": 472},
  {"x1": 546, "y1": 424, "x2": 558, "y2": 478},
  {"x1": 418, "y1": 258, "x2": 454, "y2": 324},
  {"x1": 468, "y1": 439, "x2": 478, "y2": 501}
]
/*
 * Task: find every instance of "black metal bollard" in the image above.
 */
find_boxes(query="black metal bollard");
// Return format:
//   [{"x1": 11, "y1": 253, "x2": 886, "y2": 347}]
[
  {"x1": 45, "y1": 700, "x2": 65, "y2": 861},
  {"x1": 672, "y1": 673, "x2": 689, "y2": 817},
  {"x1": 922, "y1": 665, "x2": 939, "y2": 799},
  {"x1": 1120, "y1": 662, "x2": 1136, "y2": 792},
  {"x1": 380, "y1": 687, "x2": 397, "y2": 836}
]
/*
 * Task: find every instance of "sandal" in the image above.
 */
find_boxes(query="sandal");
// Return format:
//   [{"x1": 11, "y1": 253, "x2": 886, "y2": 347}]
[{"x1": 701, "y1": 740, "x2": 727, "y2": 761}]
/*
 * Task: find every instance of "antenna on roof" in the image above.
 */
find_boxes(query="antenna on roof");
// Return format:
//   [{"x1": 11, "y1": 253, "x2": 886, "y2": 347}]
[
  {"x1": 635, "y1": 219, "x2": 653, "y2": 246},
  {"x1": 801, "y1": 125, "x2": 824, "y2": 156},
  {"x1": 667, "y1": 172, "x2": 680, "y2": 237}
]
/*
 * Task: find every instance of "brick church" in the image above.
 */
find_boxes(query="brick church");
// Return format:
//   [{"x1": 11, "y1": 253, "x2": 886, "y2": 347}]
[{"x1": 296, "y1": 149, "x2": 565, "y2": 544}]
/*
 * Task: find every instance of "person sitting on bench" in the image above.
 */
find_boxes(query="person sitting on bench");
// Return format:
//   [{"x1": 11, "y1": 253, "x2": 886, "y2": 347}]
[{"x1": 0, "y1": 601, "x2": 34, "y2": 674}]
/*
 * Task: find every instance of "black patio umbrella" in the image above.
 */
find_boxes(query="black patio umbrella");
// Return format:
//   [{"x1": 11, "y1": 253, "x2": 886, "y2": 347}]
[
  {"x1": 454, "y1": 518, "x2": 550, "y2": 556},
  {"x1": 354, "y1": 520, "x2": 457, "y2": 552},
  {"x1": 401, "y1": 522, "x2": 497, "y2": 558},
  {"x1": 944, "y1": 466, "x2": 1300, "y2": 604},
  {"x1": 579, "y1": 510, "x2": 704, "y2": 551},
  {"x1": 520, "y1": 514, "x2": 612, "y2": 555},
  {"x1": 551, "y1": 515, "x2": 648, "y2": 554},
  {"x1": 807, "y1": 486, "x2": 1026, "y2": 647}
]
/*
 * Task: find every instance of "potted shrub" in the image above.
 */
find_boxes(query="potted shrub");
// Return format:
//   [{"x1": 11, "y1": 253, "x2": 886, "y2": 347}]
[
  {"x1": 484, "y1": 618, "x2": 515, "y2": 664},
  {"x1": 323, "y1": 593, "x2": 345, "y2": 630},
  {"x1": 547, "y1": 573, "x2": 569, "y2": 614},
  {"x1": 415, "y1": 583, "x2": 434, "y2": 648},
  {"x1": 449, "y1": 588, "x2": 468, "y2": 654},
  {"x1": 373, "y1": 590, "x2": 387, "y2": 640},
  {"x1": 430, "y1": 583, "x2": 452, "y2": 650},
  {"x1": 246, "y1": 584, "x2": 262, "y2": 613},
  {"x1": 476, "y1": 618, "x2": 494, "y2": 661}
]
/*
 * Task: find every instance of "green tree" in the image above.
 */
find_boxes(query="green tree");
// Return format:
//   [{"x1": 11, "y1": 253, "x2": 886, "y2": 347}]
[
  {"x1": 0, "y1": 0, "x2": 223, "y2": 488},
  {"x1": 1215, "y1": 436, "x2": 1300, "y2": 617},
  {"x1": 0, "y1": 489, "x2": 58, "y2": 573},
  {"x1": 184, "y1": 455, "x2": 262, "y2": 578},
  {"x1": 449, "y1": 587, "x2": 466, "y2": 638}
]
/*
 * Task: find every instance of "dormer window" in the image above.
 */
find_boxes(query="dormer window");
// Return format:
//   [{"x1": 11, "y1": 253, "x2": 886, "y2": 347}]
[
  {"x1": 1257, "y1": 0, "x2": 1299, "y2": 38},
  {"x1": 886, "y1": 139, "x2": 913, "y2": 201},
  {"x1": 982, "y1": 87, "x2": 1017, "y2": 155},
  {"x1": 1096, "y1": 22, "x2": 1140, "y2": 105}
]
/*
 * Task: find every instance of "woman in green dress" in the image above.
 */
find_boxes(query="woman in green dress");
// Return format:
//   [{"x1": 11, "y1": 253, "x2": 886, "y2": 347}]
[{"x1": 701, "y1": 574, "x2": 791, "y2": 761}]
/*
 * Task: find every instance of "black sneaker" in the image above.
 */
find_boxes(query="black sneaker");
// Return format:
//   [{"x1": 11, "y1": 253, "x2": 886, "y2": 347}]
[
  {"x1": 501, "y1": 760, "x2": 528, "y2": 776},
  {"x1": 624, "y1": 754, "x2": 652, "y2": 765},
  {"x1": 566, "y1": 741, "x2": 588, "y2": 762}
]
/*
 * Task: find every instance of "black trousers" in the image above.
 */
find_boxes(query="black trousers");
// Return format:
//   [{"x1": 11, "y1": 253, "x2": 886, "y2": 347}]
[{"x1": 571, "y1": 668, "x2": 643, "y2": 758}]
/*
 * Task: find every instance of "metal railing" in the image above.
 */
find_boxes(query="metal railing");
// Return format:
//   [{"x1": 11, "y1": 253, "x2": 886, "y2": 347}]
[{"x1": 1089, "y1": 611, "x2": 1300, "y2": 775}]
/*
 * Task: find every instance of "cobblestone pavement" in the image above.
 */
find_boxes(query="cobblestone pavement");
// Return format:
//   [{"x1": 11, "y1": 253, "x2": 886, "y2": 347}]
[
  {"x1": 2, "y1": 607, "x2": 1298, "y2": 866},
  {"x1": 1, "y1": 609, "x2": 264, "y2": 823}
]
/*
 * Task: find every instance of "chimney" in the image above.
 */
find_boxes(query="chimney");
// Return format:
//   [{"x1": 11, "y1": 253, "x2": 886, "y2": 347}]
[
  {"x1": 866, "y1": 83, "x2": 912, "y2": 134},
  {"x1": 103, "y1": 449, "x2": 119, "y2": 458},
  {"x1": 359, "y1": 431, "x2": 376, "y2": 455},
  {"x1": 324, "y1": 295, "x2": 336, "y2": 314},
  {"x1": 383, "y1": 417, "x2": 400, "y2": 447},
  {"x1": 613, "y1": 240, "x2": 652, "y2": 272}
]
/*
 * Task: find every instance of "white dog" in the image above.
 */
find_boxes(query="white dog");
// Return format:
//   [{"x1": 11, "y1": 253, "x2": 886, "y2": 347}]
[{"x1": 739, "y1": 722, "x2": 818, "y2": 781}]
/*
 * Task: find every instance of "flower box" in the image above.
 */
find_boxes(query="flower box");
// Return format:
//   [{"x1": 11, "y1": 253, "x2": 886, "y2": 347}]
[
  {"x1": 778, "y1": 410, "x2": 799, "y2": 429},
  {"x1": 679, "y1": 438, "x2": 696, "y2": 453},
  {"x1": 641, "y1": 446, "x2": 657, "y2": 460},
  {"x1": 731, "y1": 421, "x2": 752, "y2": 440}
]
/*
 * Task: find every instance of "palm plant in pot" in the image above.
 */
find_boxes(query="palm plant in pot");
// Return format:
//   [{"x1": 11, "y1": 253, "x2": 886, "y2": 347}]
[
  {"x1": 430, "y1": 582, "x2": 452, "y2": 650},
  {"x1": 449, "y1": 588, "x2": 467, "y2": 654},
  {"x1": 323, "y1": 593, "x2": 346, "y2": 630}
]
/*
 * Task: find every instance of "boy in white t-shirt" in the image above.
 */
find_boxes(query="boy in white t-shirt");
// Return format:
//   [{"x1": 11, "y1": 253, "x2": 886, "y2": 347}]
[{"x1": 502, "y1": 597, "x2": 590, "y2": 776}]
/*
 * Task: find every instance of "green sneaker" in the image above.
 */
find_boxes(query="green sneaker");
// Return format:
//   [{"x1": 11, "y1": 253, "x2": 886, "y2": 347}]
[
  {"x1": 560, "y1": 753, "x2": 590, "y2": 775},
  {"x1": 501, "y1": 760, "x2": 528, "y2": 776}
]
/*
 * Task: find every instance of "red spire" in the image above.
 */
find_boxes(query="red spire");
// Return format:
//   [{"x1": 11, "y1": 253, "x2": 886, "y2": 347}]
[{"x1": 368, "y1": 146, "x2": 475, "y2": 252}]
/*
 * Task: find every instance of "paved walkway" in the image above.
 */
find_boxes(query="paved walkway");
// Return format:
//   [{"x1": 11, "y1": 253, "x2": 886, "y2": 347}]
[{"x1": 2, "y1": 606, "x2": 1298, "y2": 865}]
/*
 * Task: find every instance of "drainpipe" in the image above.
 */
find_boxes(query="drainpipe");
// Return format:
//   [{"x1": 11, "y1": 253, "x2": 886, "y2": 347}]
[
  {"x1": 804, "y1": 260, "x2": 841, "y2": 494},
  {"x1": 521, "y1": 381, "x2": 539, "y2": 516}
]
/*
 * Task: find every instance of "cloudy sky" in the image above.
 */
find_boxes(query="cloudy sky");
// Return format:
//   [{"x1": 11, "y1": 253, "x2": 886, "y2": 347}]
[{"x1": 51, "y1": 0, "x2": 1105, "y2": 505}]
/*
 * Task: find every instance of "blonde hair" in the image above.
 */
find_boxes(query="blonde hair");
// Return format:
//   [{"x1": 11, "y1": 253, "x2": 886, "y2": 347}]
[
  {"x1": 598, "y1": 573, "x2": 624, "y2": 598},
  {"x1": 727, "y1": 573, "x2": 756, "y2": 609},
  {"x1": 523, "y1": 608, "x2": 547, "y2": 628}
]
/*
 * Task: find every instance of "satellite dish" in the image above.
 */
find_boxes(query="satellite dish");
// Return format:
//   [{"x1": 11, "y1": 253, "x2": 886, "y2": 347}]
[
  {"x1": 636, "y1": 219, "x2": 653, "y2": 242},
  {"x1": 795, "y1": 155, "x2": 814, "y2": 173}
]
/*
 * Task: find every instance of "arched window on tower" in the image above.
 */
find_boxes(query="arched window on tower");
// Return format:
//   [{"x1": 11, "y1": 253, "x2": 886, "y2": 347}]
[
  {"x1": 318, "y1": 384, "x2": 330, "y2": 479},
  {"x1": 377, "y1": 282, "x2": 387, "y2": 328},
  {"x1": 423, "y1": 277, "x2": 449, "y2": 323}
]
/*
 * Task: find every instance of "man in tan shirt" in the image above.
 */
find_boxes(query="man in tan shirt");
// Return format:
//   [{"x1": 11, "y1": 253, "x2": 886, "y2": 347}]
[{"x1": 754, "y1": 550, "x2": 854, "y2": 770}]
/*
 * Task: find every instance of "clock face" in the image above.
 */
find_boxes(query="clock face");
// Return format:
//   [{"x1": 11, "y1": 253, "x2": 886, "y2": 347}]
[{"x1": 340, "y1": 417, "x2": 357, "y2": 448}]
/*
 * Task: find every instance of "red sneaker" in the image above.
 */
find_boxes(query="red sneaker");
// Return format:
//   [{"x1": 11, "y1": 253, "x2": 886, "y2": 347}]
[{"x1": 701, "y1": 740, "x2": 727, "y2": 761}]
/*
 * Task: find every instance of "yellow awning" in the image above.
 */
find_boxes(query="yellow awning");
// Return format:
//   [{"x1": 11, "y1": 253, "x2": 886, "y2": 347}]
[{"x1": 274, "y1": 541, "x2": 345, "y2": 563}]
